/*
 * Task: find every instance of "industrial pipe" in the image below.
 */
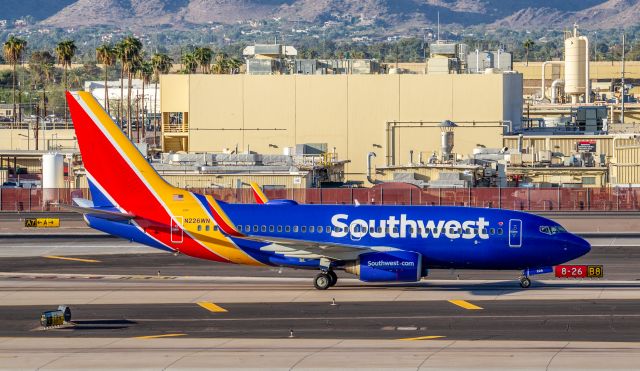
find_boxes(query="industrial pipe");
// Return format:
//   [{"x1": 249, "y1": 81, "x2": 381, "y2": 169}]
[
  {"x1": 540, "y1": 60, "x2": 564, "y2": 101},
  {"x1": 583, "y1": 35, "x2": 590, "y2": 104},
  {"x1": 367, "y1": 152, "x2": 381, "y2": 185},
  {"x1": 551, "y1": 79, "x2": 565, "y2": 103}
]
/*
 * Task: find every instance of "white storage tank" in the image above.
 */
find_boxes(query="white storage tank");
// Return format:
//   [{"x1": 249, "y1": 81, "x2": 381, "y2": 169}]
[
  {"x1": 564, "y1": 25, "x2": 589, "y2": 103},
  {"x1": 42, "y1": 153, "x2": 64, "y2": 201}
]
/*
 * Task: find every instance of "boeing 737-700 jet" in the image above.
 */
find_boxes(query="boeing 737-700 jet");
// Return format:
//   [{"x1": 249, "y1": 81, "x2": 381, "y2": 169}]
[{"x1": 64, "y1": 91, "x2": 591, "y2": 290}]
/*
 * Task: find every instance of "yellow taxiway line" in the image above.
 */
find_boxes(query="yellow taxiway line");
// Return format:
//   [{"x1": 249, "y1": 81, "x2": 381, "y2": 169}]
[
  {"x1": 197, "y1": 301, "x2": 228, "y2": 313},
  {"x1": 398, "y1": 335, "x2": 446, "y2": 341},
  {"x1": 448, "y1": 300, "x2": 483, "y2": 310},
  {"x1": 135, "y1": 333, "x2": 187, "y2": 339},
  {"x1": 42, "y1": 255, "x2": 101, "y2": 263}
]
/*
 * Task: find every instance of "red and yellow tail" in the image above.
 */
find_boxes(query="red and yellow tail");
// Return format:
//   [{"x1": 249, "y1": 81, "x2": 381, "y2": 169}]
[
  {"x1": 67, "y1": 91, "x2": 176, "y2": 219},
  {"x1": 67, "y1": 91, "x2": 261, "y2": 265}
]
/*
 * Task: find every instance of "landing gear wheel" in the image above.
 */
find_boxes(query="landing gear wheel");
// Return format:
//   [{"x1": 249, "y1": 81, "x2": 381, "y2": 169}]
[
  {"x1": 314, "y1": 273, "x2": 331, "y2": 290},
  {"x1": 519, "y1": 277, "x2": 531, "y2": 289},
  {"x1": 327, "y1": 271, "x2": 338, "y2": 287}
]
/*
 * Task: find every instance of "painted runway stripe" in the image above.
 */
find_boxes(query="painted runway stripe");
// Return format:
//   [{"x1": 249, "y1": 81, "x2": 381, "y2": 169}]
[
  {"x1": 42, "y1": 255, "x2": 101, "y2": 263},
  {"x1": 398, "y1": 335, "x2": 446, "y2": 341},
  {"x1": 197, "y1": 301, "x2": 228, "y2": 313},
  {"x1": 135, "y1": 333, "x2": 187, "y2": 339},
  {"x1": 448, "y1": 300, "x2": 483, "y2": 310}
]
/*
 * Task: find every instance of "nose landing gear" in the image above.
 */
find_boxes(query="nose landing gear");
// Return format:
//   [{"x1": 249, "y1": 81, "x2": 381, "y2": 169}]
[{"x1": 518, "y1": 276, "x2": 531, "y2": 288}]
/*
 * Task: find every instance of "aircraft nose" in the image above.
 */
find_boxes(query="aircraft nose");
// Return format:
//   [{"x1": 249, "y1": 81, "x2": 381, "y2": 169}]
[{"x1": 567, "y1": 234, "x2": 591, "y2": 259}]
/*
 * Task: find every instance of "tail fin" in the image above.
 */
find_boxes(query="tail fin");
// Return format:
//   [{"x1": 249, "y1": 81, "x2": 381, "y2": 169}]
[
  {"x1": 249, "y1": 182, "x2": 269, "y2": 204},
  {"x1": 66, "y1": 91, "x2": 175, "y2": 218}
]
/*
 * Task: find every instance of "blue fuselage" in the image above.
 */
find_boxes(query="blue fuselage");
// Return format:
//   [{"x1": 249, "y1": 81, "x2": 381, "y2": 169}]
[{"x1": 220, "y1": 202, "x2": 591, "y2": 271}]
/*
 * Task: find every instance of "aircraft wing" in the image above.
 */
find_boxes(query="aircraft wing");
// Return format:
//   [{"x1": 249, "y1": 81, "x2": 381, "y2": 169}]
[
  {"x1": 56, "y1": 198, "x2": 136, "y2": 221},
  {"x1": 234, "y1": 234, "x2": 390, "y2": 261}
]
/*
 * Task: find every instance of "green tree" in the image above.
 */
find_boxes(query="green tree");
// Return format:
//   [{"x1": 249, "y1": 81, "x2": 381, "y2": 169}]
[
  {"x1": 151, "y1": 53, "x2": 173, "y2": 146},
  {"x1": 96, "y1": 44, "x2": 116, "y2": 114},
  {"x1": 114, "y1": 41, "x2": 126, "y2": 126},
  {"x1": 136, "y1": 60, "x2": 153, "y2": 142},
  {"x1": 55, "y1": 39, "x2": 77, "y2": 122},
  {"x1": 117, "y1": 36, "x2": 143, "y2": 138},
  {"x1": 523, "y1": 39, "x2": 534, "y2": 66},
  {"x1": 193, "y1": 46, "x2": 212, "y2": 73},
  {"x1": 29, "y1": 50, "x2": 54, "y2": 150},
  {"x1": 3, "y1": 36, "x2": 27, "y2": 125},
  {"x1": 181, "y1": 53, "x2": 197, "y2": 74}
]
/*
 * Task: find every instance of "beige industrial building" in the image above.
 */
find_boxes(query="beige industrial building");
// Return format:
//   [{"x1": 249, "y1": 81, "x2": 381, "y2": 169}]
[{"x1": 160, "y1": 73, "x2": 523, "y2": 183}]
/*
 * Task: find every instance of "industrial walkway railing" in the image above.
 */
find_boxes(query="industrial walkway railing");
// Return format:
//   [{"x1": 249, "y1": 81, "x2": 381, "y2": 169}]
[{"x1": 1, "y1": 187, "x2": 639, "y2": 212}]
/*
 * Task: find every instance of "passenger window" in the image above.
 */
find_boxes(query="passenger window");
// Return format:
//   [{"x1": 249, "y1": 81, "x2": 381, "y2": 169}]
[
  {"x1": 309, "y1": 226, "x2": 315, "y2": 233},
  {"x1": 277, "y1": 226, "x2": 283, "y2": 232},
  {"x1": 497, "y1": 228, "x2": 503, "y2": 235},
  {"x1": 261, "y1": 226, "x2": 266, "y2": 232},
  {"x1": 237, "y1": 225, "x2": 242, "y2": 232},
  {"x1": 301, "y1": 226, "x2": 307, "y2": 233},
  {"x1": 318, "y1": 226, "x2": 323, "y2": 233},
  {"x1": 285, "y1": 226, "x2": 291, "y2": 232},
  {"x1": 293, "y1": 226, "x2": 299, "y2": 232},
  {"x1": 326, "y1": 226, "x2": 331, "y2": 233},
  {"x1": 213, "y1": 225, "x2": 219, "y2": 231},
  {"x1": 205, "y1": 225, "x2": 210, "y2": 231},
  {"x1": 393, "y1": 227, "x2": 398, "y2": 234},
  {"x1": 269, "y1": 226, "x2": 274, "y2": 232},
  {"x1": 197, "y1": 225, "x2": 202, "y2": 231},
  {"x1": 253, "y1": 225, "x2": 258, "y2": 232},
  {"x1": 490, "y1": 228, "x2": 495, "y2": 235},
  {"x1": 245, "y1": 225, "x2": 250, "y2": 232}
]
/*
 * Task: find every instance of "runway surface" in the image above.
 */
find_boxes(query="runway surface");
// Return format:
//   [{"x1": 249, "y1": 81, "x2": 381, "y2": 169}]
[
  {"x1": 0, "y1": 241, "x2": 638, "y2": 280},
  {"x1": 3, "y1": 299, "x2": 640, "y2": 341},
  {"x1": 2, "y1": 235, "x2": 640, "y2": 368}
]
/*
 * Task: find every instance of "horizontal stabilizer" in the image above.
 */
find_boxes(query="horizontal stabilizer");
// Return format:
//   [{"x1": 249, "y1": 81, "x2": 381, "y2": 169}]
[{"x1": 56, "y1": 198, "x2": 135, "y2": 221}]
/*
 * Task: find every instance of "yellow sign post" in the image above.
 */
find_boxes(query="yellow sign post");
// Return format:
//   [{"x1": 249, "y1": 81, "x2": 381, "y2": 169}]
[{"x1": 24, "y1": 218, "x2": 60, "y2": 228}]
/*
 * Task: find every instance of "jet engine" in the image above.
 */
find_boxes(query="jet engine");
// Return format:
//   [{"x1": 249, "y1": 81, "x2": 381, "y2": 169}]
[{"x1": 344, "y1": 251, "x2": 423, "y2": 282}]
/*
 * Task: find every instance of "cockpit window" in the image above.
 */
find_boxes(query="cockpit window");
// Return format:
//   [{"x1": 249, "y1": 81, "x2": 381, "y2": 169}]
[{"x1": 540, "y1": 225, "x2": 567, "y2": 235}]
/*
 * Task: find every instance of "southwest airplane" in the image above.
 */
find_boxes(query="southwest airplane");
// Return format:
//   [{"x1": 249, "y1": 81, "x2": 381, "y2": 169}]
[{"x1": 65, "y1": 91, "x2": 591, "y2": 290}]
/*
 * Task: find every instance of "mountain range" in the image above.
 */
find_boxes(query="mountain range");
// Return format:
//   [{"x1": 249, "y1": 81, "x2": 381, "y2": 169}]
[{"x1": 3, "y1": 0, "x2": 639, "y2": 30}]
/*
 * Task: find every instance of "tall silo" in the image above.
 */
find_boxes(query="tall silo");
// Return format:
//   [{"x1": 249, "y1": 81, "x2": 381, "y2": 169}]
[
  {"x1": 564, "y1": 25, "x2": 590, "y2": 104},
  {"x1": 42, "y1": 153, "x2": 64, "y2": 202}
]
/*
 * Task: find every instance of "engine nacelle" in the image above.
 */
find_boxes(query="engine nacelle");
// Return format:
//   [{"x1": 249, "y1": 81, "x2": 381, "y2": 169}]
[{"x1": 344, "y1": 251, "x2": 423, "y2": 282}]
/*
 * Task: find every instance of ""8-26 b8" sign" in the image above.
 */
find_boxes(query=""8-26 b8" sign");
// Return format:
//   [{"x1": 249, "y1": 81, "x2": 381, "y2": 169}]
[{"x1": 555, "y1": 265, "x2": 603, "y2": 278}]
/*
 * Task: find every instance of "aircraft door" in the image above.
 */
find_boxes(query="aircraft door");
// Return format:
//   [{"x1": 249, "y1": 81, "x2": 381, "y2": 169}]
[
  {"x1": 171, "y1": 216, "x2": 184, "y2": 243},
  {"x1": 508, "y1": 219, "x2": 522, "y2": 248}
]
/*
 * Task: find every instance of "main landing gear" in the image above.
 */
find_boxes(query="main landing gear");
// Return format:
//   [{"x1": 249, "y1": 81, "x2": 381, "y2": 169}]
[{"x1": 314, "y1": 270, "x2": 338, "y2": 290}]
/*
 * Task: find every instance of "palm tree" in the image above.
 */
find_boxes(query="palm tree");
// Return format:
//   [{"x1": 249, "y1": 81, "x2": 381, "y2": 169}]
[
  {"x1": 212, "y1": 53, "x2": 228, "y2": 74},
  {"x1": 114, "y1": 41, "x2": 126, "y2": 127},
  {"x1": 181, "y1": 53, "x2": 197, "y2": 74},
  {"x1": 226, "y1": 58, "x2": 242, "y2": 74},
  {"x1": 55, "y1": 39, "x2": 77, "y2": 123},
  {"x1": 136, "y1": 60, "x2": 153, "y2": 142},
  {"x1": 117, "y1": 36, "x2": 143, "y2": 138},
  {"x1": 29, "y1": 50, "x2": 55, "y2": 149},
  {"x1": 96, "y1": 44, "x2": 115, "y2": 115},
  {"x1": 151, "y1": 53, "x2": 173, "y2": 146},
  {"x1": 523, "y1": 39, "x2": 534, "y2": 66},
  {"x1": 3, "y1": 36, "x2": 27, "y2": 126},
  {"x1": 193, "y1": 47, "x2": 212, "y2": 73}
]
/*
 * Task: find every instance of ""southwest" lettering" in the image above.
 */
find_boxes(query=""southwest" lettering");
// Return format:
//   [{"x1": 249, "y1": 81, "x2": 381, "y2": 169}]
[{"x1": 330, "y1": 214, "x2": 490, "y2": 240}]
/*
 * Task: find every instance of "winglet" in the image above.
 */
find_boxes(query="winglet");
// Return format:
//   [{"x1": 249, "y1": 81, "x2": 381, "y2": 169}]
[
  {"x1": 205, "y1": 195, "x2": 245, "y2": 237},
  {"x1": 250, "y1": 182, "x2": 269, "y2": 204}
]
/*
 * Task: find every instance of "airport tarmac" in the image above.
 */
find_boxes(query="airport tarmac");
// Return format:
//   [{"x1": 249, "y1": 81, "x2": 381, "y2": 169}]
[{"x1": 2, "y1": 235, "x2": 640, "y2": 369}]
